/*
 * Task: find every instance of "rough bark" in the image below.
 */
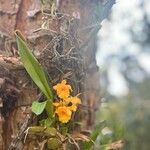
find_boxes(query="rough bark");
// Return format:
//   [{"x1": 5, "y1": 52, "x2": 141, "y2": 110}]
[{"x1": 0, "y1": 0, "x2": 114, "y2": 149}]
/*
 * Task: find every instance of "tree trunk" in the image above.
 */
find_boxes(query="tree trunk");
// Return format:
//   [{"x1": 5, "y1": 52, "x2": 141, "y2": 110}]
[{"x1": 0, "y1": 0, "x2": 114, "y2": 149}]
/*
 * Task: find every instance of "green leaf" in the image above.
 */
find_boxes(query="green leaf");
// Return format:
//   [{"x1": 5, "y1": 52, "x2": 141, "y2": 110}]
[
  {"x1": 83, "y1": 120, "x2": 106, "y2": 150},
  {"x1": 15, "y1": 30, "x2": 53, "y2": 100},
  {"x1": 40, "y1": 118, "x2": 53, "y2": 127},
  {"x1": 45, "y1": 100, "x2": 53, "y2": 118},
  {"x1": 32, "y1": 101, "x2": 47, "y2": 115}
]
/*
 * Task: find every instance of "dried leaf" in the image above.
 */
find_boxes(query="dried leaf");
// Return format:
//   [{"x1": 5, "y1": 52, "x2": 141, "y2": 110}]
[
  {"x1": 108, "y1": 140, "x2": 124, "y2": 149},
  {"x1": 72, "y1": 132, "x2": 90, "y2": 142}
]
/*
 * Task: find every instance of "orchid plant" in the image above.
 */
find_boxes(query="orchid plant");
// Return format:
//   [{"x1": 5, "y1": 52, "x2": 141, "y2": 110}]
[
  {"x1": 15, "y1": 30, "x2": 121, "y2": 150},
  {"x1": 15, "y1": 30, "x2": 84, "y2": 149}
]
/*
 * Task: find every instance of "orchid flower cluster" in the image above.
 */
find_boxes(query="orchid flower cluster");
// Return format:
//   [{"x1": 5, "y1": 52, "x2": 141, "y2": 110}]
[{"x1": 53, "y1": 80, "x2": 81, "y2": 123}]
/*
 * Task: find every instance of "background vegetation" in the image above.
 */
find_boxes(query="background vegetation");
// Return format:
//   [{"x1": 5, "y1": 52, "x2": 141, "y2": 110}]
[{"x1": 96, "y1": 0, "x2": 150, "y2": 149}]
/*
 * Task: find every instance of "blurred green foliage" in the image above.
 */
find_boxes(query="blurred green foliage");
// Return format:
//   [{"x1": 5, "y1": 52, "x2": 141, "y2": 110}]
[
  {"x1": 96, "y1": 1, "x2": 150, "y2": 150},
  {"x1": 97, "y1": 98, "x2": 150, "y2": 150}
]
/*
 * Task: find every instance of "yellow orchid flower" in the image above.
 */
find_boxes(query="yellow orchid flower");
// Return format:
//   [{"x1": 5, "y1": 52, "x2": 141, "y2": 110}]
[
  {"x1": 55, "y1": 106, "x2": 72, "y2": 123},
  {"x1": 53, "y1": 80, "x2": 72, "y2": 99},
  {"x1": 66, "y1": 96, "x2": 81, "y2": 105}
]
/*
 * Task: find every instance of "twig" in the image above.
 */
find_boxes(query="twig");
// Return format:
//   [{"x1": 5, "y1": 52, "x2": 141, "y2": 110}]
[{"x1": 33, "y1": 28, "x2": 58, "y2": 34}]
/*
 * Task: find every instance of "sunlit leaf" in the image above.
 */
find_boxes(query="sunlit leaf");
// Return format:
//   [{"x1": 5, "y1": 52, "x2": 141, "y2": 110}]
[{"x1": 32, "y1": 101, "x2": 47, "y2": 115}]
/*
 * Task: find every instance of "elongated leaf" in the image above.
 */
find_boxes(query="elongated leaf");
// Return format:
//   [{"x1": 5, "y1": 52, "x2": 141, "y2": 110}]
[
  {"x1": 32, "y1": 101, "x2": 47, "y2": 115},
  {"x1": 83, "y1": 120, "x2": 106, "y2": 150},
  {"x1": 45, "y1": 100, "x2": 53, "y2": 118},
  {"x1": 15, "y1": 30, "x2": 53, "y2": 100}
]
